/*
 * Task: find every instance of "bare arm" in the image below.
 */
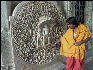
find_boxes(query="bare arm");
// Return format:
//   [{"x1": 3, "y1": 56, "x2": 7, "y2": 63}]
[
  {"x1": 54, "y1": 39, "x2": 61, "y2": 44},
  {"x1": 73, "y1": 37, "x2": 91, "y2": 46},
  {"x1": 81, "y1": 37, "x2": 91, "y2": 44},
  {"x1": 48, "y1": 38, "x2": 61, "y2": 47}
]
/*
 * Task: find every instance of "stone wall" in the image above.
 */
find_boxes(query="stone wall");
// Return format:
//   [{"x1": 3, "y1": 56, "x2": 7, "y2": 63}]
[
  {"x1": 56, "y1": 1, "x2": 76, "y2": 18},
  {"x1": 1, "y1": 1, "x2": 93, "y2": 70},
  {"x1": 1, "y1": 1, "x2": 15, "y2": 70},
  {"x1": 85, "y1": 1, "x2": 93, "y2": 46},
  {"x1": 84, "y1": 1, "x2": 93, "y2": 70},
  {"x1": 10, "y1": 1, "x2": 66, "y2": 70}
]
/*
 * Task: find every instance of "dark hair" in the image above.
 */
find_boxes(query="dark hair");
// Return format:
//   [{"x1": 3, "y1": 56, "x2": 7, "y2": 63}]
[{"x1": 66, "y1": 17, "x2": 80, "y2": 27}]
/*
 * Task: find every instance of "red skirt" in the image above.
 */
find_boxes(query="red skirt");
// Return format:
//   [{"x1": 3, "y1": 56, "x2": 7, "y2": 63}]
[{"x1": 66, "y1": 57, "x2": 84, "y2": 70}]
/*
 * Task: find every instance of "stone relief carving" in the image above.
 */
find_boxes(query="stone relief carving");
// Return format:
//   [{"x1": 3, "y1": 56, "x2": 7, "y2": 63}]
[{"x1": 12, "y1": 1, "x2": 66, "y2": 64}]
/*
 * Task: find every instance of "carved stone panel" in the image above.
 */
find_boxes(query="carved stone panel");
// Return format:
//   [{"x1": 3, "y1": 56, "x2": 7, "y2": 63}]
[{"x1": 12, "y1": 1, "x2": 66, "y2": 64}]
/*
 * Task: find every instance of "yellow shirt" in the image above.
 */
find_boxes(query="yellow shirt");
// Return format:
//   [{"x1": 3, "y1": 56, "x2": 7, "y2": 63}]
[{"x1": 60, "y1": 24, "x2": 91, "y2": 59}]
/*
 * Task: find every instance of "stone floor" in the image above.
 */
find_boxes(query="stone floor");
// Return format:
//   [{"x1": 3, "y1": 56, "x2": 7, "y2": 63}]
[{"x1": 85, "y1": 58, "x2": 93, "y2": 70}]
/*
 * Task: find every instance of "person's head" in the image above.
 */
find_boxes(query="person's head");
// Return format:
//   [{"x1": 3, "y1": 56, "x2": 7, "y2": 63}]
[{"x1": 66, "y1": 17, "x2": 80, "y2": 29}]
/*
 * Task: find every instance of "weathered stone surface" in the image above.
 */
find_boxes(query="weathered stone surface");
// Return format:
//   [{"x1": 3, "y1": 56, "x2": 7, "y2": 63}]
[
  {"x1": 9, "y1": 1, "x2": 67, "y2": 70},
  {"x1": 11, "y1": 1, "x2": 66, "y2": 65},
  {"x1": 1, "y1": 1, "x2": 15, "y2": 70},
  {"x1": 84, "y1": 1, "x2": 93, "y2": 70},
  {"x1": 56, "y1": 1, "x2": 76, "y2": 18},
  {"x1": 1, "y1": 1, "x2": 93, "y2": 70}
]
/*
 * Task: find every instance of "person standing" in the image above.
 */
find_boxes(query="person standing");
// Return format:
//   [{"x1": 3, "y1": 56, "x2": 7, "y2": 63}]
[{"x1": 48, "y1": 17, "x2": 91, "y2": 70}]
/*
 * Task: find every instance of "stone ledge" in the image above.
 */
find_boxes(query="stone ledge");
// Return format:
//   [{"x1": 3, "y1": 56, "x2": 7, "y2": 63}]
[{"x1": 42, "y1": 62, "x2": 66, "y2": 70}]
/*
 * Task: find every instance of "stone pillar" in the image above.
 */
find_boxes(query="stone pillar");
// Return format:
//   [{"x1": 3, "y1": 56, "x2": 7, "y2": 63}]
[
  {"x1": 84, "y1": 1, "x2": 93, "y2": 70},
  {"x1": 1, "y1": 1, "x2": 15, "y2": 70},
  {"x1": 63, "y1": 1, "x2": 76, "y2": 18},
  {"x1": 56, "y1": 1, "x2": 76, "y2": 18},
  {"x1": 84, "y1": 1, "x2": 93, "y2": 48}
]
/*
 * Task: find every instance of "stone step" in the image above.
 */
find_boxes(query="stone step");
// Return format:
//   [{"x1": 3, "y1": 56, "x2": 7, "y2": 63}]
[{"x1": 42, "y1": 62, "x2": 66, "y2": 70}]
